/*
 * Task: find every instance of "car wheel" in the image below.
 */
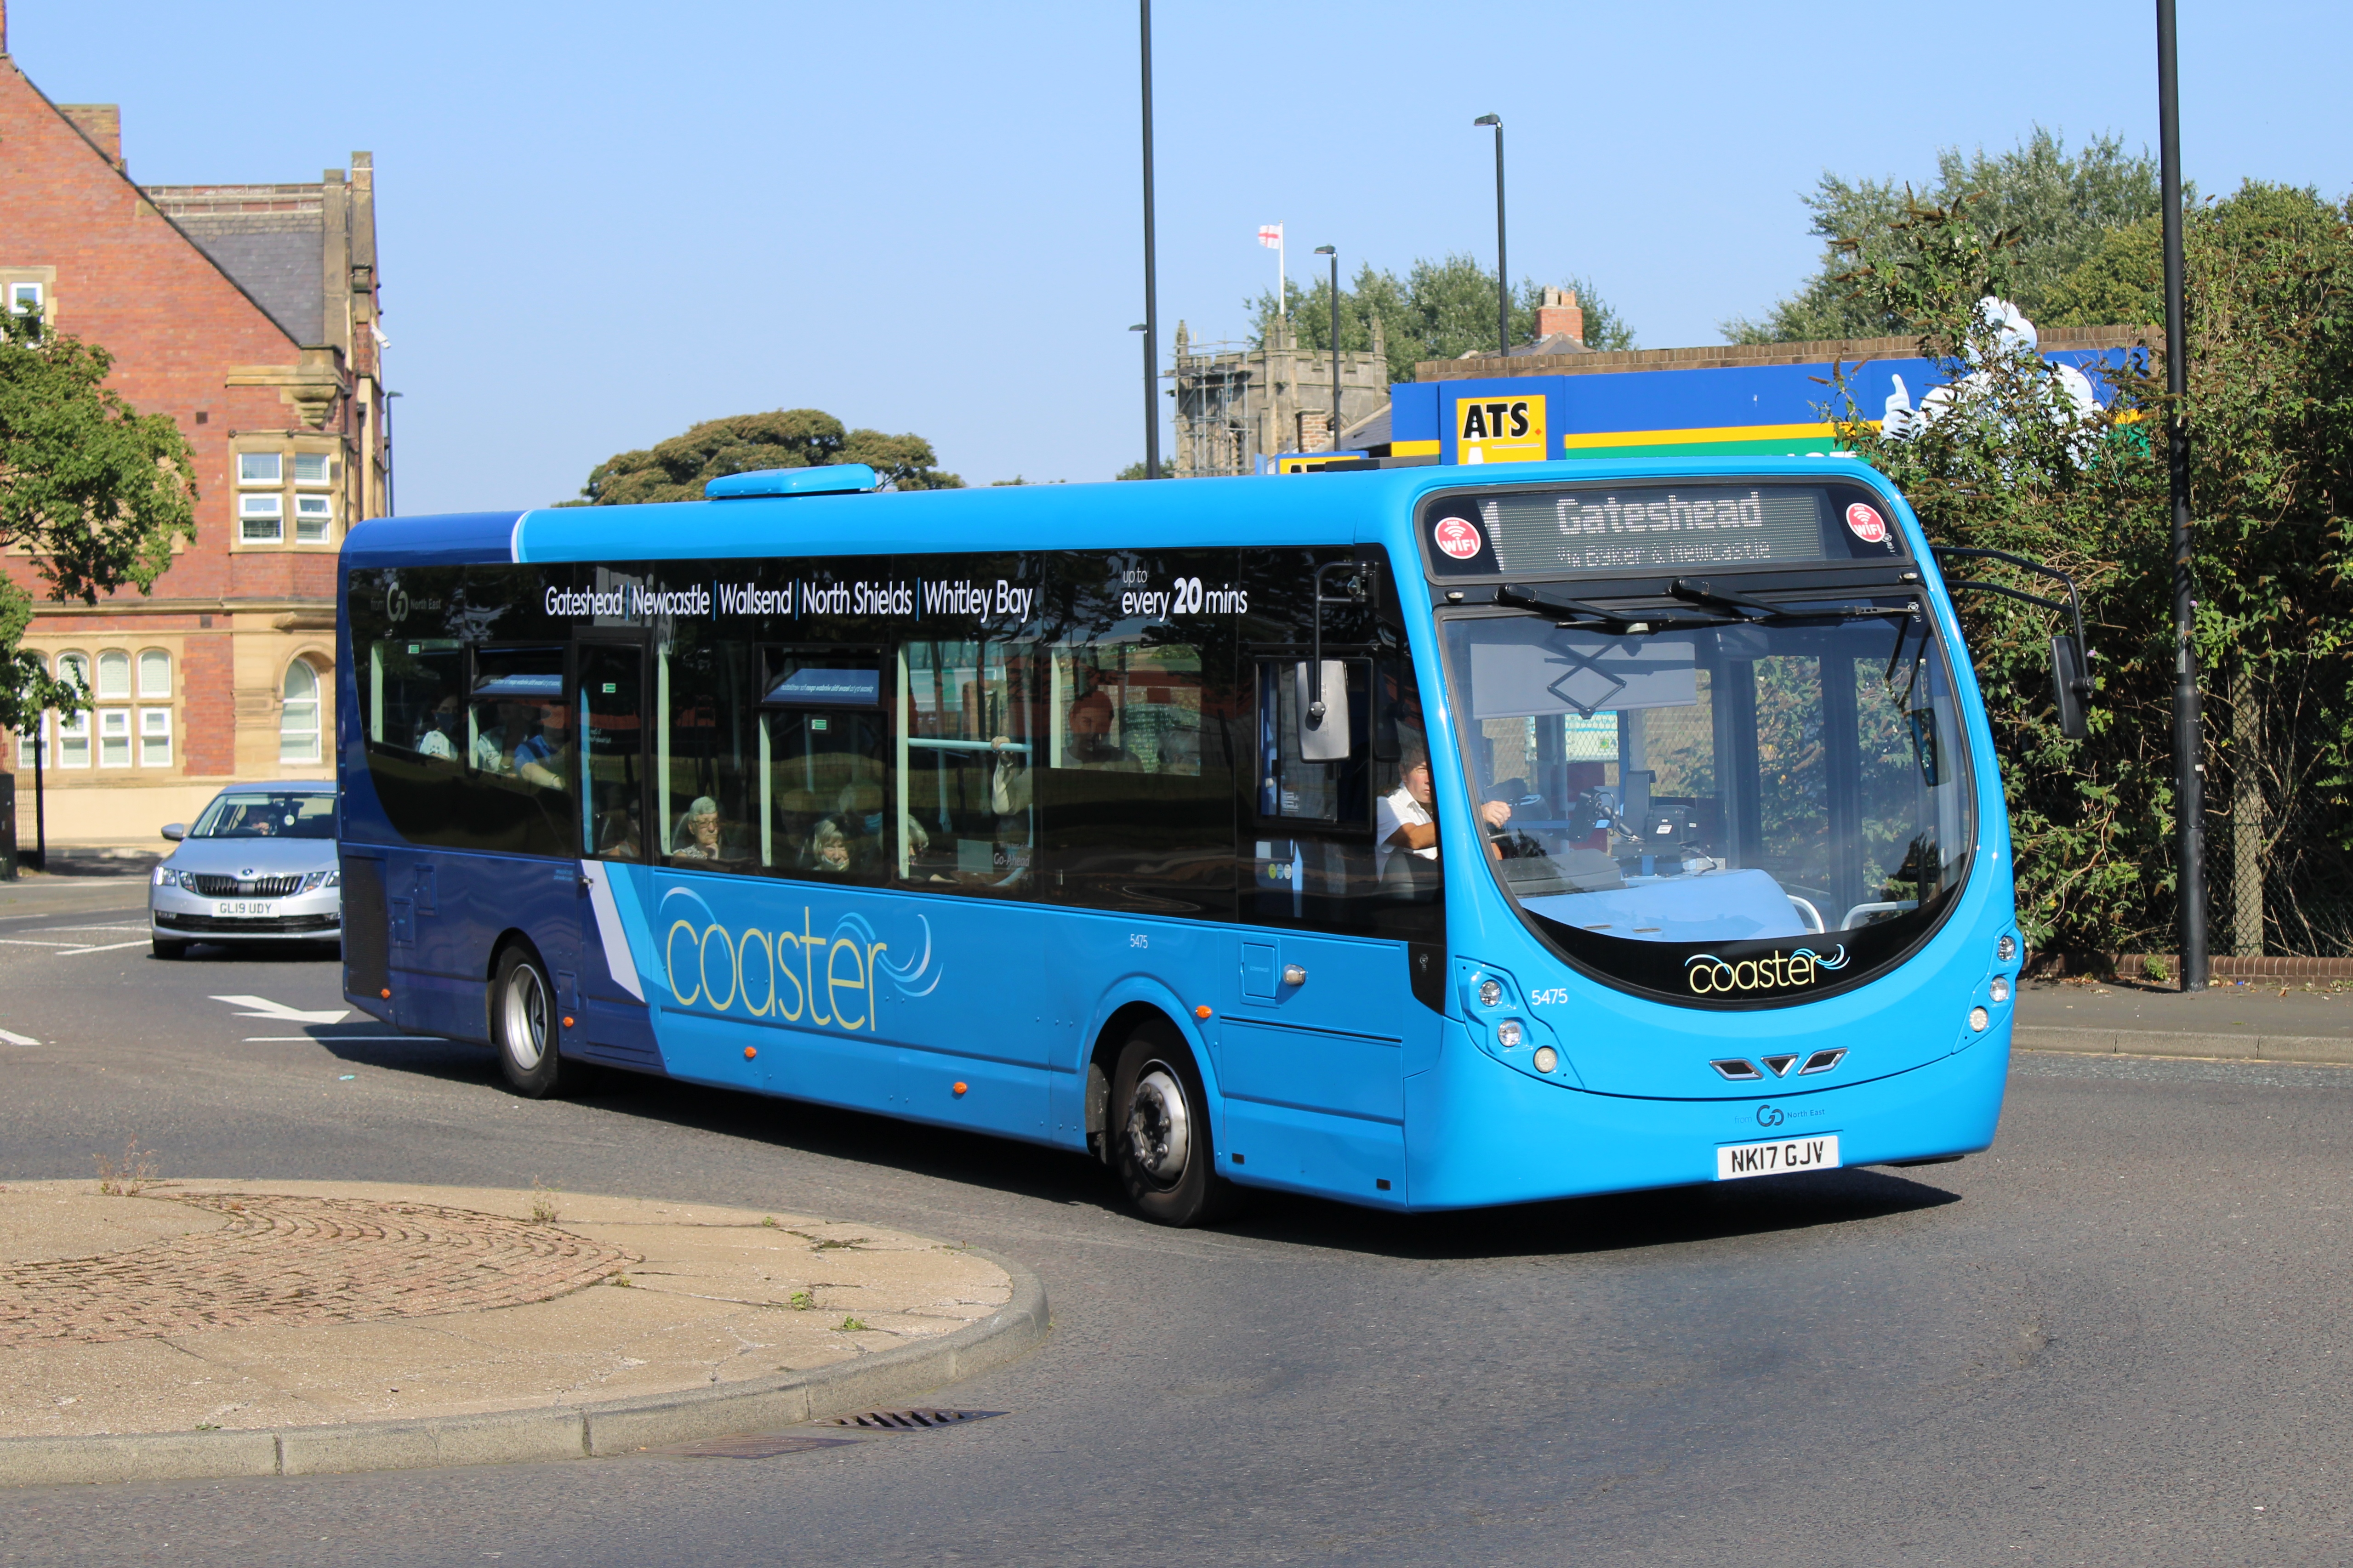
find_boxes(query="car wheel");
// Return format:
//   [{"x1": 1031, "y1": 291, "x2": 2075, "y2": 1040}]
[
  {"x1": 1111, "y1": 1023, "x2": 1241, "y2": 1227},
  {"x1": 151, "y1": 937, "x2": 188, "y2": 960},
  {"x1": 492, "y1": 944, "x2": 562, "y2": 1098}
]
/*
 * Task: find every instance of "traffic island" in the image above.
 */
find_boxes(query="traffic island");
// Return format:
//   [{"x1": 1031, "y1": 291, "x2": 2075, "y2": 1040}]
[{"x1": 0, "y1": 1180, "x2": 1045, "y2": 1486}]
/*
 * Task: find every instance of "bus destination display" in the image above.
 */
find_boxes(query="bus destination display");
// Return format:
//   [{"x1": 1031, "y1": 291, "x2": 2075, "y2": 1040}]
[{"x1": 1422, "y1": 483, "x2": 1906, "y2": 575}]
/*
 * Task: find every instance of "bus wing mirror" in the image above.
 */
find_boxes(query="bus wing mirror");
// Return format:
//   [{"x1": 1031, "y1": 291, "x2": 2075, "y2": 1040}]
[
  {"x1": 2051, "y1": 634, "x2": 2090, "y2": 740},
  {"x1": 1294, "y1": 660, "x2": 1351, "y2": 761}
]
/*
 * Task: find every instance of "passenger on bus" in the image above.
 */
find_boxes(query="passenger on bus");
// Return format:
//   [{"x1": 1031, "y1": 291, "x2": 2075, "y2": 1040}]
[
  {"x1": 512, "y1": 703, "x2": 570, "y2": 789},
  {"x1": 809, "y1": 818, "x2": 852, "y2": 872},
  {"x1": 668, "y1": 796, "x2": 729, "y2": 862},
  {"x1": 1377, "y1": 749, "x2": 1510, "y2": 882},
  {"x1": 1064, "y1": 688, "x2": 1138, "y2": 770},
  {"x1": 416, "y1": 693, "x2": 462, "y2": 761}
]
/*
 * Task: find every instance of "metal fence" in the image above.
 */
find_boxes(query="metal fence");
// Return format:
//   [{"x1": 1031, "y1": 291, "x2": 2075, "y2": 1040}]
[{"x1": 2206, "y1": 658, "x2": 2353, "y2": 956}]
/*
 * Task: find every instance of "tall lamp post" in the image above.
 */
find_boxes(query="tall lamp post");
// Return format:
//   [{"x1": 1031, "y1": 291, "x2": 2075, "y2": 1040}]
[
  {"x1": 1314, "y1": 245, "x2": 1339, "y2": 454},
  {"x1": 1138, "y1": 0, "x2": 1161, "y2": 479},
  {"x1": 2158, "y1": 0, "x2": 2205, "y2": 988},
  {"x1": 1473, "y1": 114, "x2": 1507, "y2": 355}
]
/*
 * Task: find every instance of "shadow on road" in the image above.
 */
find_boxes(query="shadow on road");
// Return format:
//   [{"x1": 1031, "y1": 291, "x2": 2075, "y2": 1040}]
[{"x1": 297, "y1": 1024, "x2": 1964, "y2": 1260}]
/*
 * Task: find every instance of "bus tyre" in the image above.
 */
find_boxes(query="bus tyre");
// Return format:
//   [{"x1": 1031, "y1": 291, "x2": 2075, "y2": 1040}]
[
  {"x1": 1112, "y1": 1027, "x2": 1239, "y2": 1227},
  {"x1": 151, "y1": 937, "x2": 188, "y2": 960},
  {"x1": 492, "y1": 945, "x2": 562, "y2": 1099}
]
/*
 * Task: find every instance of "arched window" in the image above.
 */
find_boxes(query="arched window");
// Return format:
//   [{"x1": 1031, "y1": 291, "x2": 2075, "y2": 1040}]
[
  {"x1": 279, "y1": 660, "x2": 321, "y2": 764},
  {"x1": 95, "y1": 649, "x2": 131, "y2": 700},
  {"x1": 137, "y1": 649, "x2": 171, "y2": 698}
]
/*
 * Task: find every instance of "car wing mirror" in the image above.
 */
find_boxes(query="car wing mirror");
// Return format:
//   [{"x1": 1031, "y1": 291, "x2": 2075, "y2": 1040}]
[
  {"x1": 1293, "y1": 659, "x2": 1350, "y2": 762},
  {"x1": 2051, "y1": 634, "x2": 2091, "y2": 741},
  {"x1": 160, "y1": 823, "x2": 186, "y2": 841}
]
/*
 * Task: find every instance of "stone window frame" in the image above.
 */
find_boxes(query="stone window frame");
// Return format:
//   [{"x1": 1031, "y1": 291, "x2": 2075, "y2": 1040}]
[{"x1": 230, "y1": 437, "x2": 342, "y2": 552}]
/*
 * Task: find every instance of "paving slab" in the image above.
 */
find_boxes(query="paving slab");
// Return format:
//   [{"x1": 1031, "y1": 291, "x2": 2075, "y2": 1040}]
[{"x1": 0, "y1": 1178, "x2": 1040, "y2": 1481}]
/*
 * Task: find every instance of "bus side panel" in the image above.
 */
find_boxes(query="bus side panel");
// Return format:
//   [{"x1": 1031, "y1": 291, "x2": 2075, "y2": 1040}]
[
  {"x1": 621, "y1": 869, "x2": 1060, "y2": 1144},
  {"x1": 393, "y1": 847, "x2": 577, "y2": 1045}
]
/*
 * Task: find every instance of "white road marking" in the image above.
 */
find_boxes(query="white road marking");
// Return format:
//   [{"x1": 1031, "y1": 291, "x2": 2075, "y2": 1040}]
[
  {"x1": 0, "y1": 1029, "x2": 38, "y2": 1046},
  {"x1": 210, "y1": 994, "x2": 352, "y2": 1025},
  {"x1": 244, "y1": 1034, "x2": 418, "y2": 1042},
  {"x1": 0, "y1": 938, "x2": 91, "y2": 948},
  {"x1": 57, "y1": 940, "x2": 158, "y2": 955}
]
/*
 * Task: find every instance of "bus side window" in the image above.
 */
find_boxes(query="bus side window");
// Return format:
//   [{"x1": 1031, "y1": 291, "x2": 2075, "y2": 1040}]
[
  {"x1": 897, "y1": 637, "x2": 1041, "y2": 891},
  {"x1": 757, "y1": 647, "x2": 891, "y2": 881},
  {"x1": 1035, "y1": 551, "x2": 1237, "y2": 918},
  {"x1": 579, "y1": 644, "x2": 645, "y2": 861},
  {"x1": 657, "y1": 628, "x2": 761, "y2": 874}
]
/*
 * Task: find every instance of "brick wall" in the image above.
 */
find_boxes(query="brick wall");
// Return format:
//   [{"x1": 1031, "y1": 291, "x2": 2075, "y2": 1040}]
[{"x1": 179, "y1": 631, "x2": 234, "y2": 774}]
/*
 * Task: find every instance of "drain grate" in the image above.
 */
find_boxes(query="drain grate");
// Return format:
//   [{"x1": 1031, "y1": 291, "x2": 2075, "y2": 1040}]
[
  {"x1": 828, "y1": 1408, "x2": 1003, "y2": 1431},
  {"x1": 658, "y1": 1433, "x2": 863, "y2": 1459}
]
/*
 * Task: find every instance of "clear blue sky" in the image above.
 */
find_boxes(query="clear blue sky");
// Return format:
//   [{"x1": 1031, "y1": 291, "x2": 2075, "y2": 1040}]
[{"x1": 14, "y1": 1, "x2": 2351, "y2": 511}]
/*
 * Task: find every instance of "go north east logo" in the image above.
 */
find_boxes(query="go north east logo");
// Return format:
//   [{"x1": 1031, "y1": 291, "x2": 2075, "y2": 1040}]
[
  {"x1": 1685, "y1": 946, "x2": 1850, "y2": 996},
  {"x1": 657, "y1": 886, "x2": 940, "y2": 1031}
]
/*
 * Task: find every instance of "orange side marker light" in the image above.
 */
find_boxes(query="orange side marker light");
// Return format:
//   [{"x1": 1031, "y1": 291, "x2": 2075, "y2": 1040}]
[
  {"x1": 379, "y1": 988, "x2": 391, "y2": 1000},
  {"x1": 1195, "y1": 1005, "x2": 1213, "y2": 1019},
  {"x1": 563, "y1": 1016, "x2": 575, "y2": 1028},
  {"x1": 743, "y1": 1045, "x2": 757, "y2": 1060},
  {"x1": 952, "y1": 1081, "x2": 968, "y2": 1096}
]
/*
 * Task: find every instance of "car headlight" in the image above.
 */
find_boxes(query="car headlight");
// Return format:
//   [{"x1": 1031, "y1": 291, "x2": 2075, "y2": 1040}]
[
  {"x1": 299, "y1": 870, "x2": 341, "y2": 893},
  {"x1": 152, "y1": 866, "x2": 186, "y2": 889}
]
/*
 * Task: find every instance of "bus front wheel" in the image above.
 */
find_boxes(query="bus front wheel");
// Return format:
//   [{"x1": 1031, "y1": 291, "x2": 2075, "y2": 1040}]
[
  {"x1": 492, "y1": 944, "x2": 561, "y2": 1099},
  {"x1": 1112, "y1": 1027, "x2": 1239, "y2": 1227}
]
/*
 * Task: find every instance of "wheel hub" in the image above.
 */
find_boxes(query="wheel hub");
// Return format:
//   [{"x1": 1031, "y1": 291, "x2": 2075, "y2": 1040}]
[{"x1": 1126, "y1": 1067, "x2": 1190, "y2": 1187}]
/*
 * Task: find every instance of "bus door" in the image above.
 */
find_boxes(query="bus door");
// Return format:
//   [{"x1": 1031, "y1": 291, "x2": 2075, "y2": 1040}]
[
  {"x1": 1219, "y1": 647, "x2": 1427, "y2": 1202},
  {"x1": 573, "y1": 634, "x2": 659, "y2": 1070}
]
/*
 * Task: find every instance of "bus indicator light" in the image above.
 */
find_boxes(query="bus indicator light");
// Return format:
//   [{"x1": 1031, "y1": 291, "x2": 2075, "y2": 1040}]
[
  {"x1": 1968, "y1": 1006, "x2": 1989, "y2": 1032},
  {"x1": 744, "y1": 1045, "x2": 757, "y2": 1060},
  {"x1": 953, "y1": 1081, "x2": 968, "y2": 1096},
  {"x1": 1195, "y1": 1005, "x2": 1212, "y2": 1019},
  {"x1": 1532, "y1": 1046, "x2": 1558, "y2": 1074}
]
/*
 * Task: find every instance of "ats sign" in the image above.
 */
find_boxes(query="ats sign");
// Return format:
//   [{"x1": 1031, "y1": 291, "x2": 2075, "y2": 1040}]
[{"x1": 1455, "y1": 393, "x2": 1547, "y2": 465}]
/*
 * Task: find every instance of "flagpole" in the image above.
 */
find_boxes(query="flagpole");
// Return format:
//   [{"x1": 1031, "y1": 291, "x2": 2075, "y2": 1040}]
[{"x1": 1278, "y1": 229, "x2": 1286, "y2": 320}]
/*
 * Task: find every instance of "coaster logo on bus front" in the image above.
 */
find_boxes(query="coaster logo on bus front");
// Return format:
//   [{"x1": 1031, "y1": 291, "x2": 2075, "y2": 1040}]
[
  {"x1": 1684, "y1": 945, "x2": 1851, "y2": 996},
  {"x1": 656, "y1": 885, "x2": 941, "y2": 1031}
]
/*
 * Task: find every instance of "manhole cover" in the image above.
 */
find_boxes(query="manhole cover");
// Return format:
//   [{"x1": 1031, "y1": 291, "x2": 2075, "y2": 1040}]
[
  {"x1": 658, "y1": 1433, "x2": 863, "y2": 1459},
  {"x1": 828, "y1": 1408, "x2": 1003, "y2": 1431}
]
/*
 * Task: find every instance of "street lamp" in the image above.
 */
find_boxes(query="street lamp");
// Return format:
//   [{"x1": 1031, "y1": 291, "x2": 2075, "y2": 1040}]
[
  {"x1": 1314, "y1": 246, "x2": 1339, "y2": 456},
  {"x1": 1474, "y1": 114, "x2": 1507, "y2": 356},
  {"x1": 1138, "y1": 0, "x2": 1161, "y2": 479},
  {"x1": 2157, "y1": 0, "x2": 2204, "y2": 986}
]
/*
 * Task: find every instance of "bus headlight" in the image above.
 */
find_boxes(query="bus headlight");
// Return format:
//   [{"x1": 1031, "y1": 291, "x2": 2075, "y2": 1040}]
[
  {"x1": 1997, "y1": 934, "x2": 2017, "y2": 962},
  {"x1": 1988, "y1": 975, "x2": 2011, "y2": 1004},
  {"x1": 1495, "y1": 1020, "x2": 1523, "y2": 1049},
  {"x1": 1969, "y1": 1006, "x2": 1990, "y2": 1032},
  {"x1": 1532, "y1": 1045, "x2": 1558, "y2": 1074},
  {"x1": 1478, "y1": 979, "x2": 1502, "y2": 1009}
]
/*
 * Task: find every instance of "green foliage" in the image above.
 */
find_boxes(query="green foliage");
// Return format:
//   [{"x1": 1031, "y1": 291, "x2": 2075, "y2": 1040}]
[
  {"x1": 1728, "y1": 127, "x2": 2166, "y2": 343},
  {"x1": 1821, "y1": 182, "x2": 2353, "y2": 953},
  {"x1": 570, "y1": 409, "x2": 963, "y2": 505},
  {"x1": 1114, "y1": 460, "x2": 1155, "y2": 481},
  {"x1": 1251, "y1": 255, "x2": 1634, "y2": 383},
  {"x1": 0, "y1": 308, "x2": 197, "y2": 732}
]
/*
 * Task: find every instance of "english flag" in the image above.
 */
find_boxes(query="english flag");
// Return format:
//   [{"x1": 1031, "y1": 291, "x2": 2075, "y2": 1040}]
[{"x1": 1258, "y1": 224, "x2": 1282, "y2": 248}]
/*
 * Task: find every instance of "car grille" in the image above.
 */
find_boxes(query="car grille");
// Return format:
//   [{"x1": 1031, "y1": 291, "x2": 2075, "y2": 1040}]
[
  {"x1": 155, "y1": 912, "x2": 339, "y2": 934},
  {"x1": 184, "y1": 874, "x2": 304, "y2": 898}
]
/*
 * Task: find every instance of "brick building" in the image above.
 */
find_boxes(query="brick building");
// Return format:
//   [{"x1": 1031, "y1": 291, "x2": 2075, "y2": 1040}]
[{"x1": 0, "y1": 10, "x2": 388, "y2": 840}]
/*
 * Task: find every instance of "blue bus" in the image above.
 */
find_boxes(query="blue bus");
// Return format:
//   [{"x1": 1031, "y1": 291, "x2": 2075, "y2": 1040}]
[{"x1": 337, "y1": 457, "x2": 2036, "y2": 1224}]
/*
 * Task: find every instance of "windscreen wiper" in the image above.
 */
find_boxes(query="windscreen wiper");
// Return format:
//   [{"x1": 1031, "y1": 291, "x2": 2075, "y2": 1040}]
[
  {"x1": 1492, "y1": 584, "x2": 1738, "y2": 634},
  {"x1": 1673, "y1": 578, "x2": 1919, "y2": 625}
]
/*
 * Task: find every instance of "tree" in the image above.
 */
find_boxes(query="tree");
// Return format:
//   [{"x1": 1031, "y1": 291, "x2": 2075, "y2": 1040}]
[
  {"x1": 569, "y1": 409, "x2": 963, "y2": 505},
  {"x1": 0, "y1": 307, "x2": 197, "y2": 733},
  {"x1": 1726, "y1": 127, "x2": 2166, "y2": 343},
  {"x1": 1819, "y1": 182, "x2": 2353, "y2": 956},
  {"x1": 1250, "y1": 255, "x2": 1635, "y2": 383}
]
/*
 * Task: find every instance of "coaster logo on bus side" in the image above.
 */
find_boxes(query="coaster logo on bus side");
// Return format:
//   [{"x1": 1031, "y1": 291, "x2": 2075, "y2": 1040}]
[
  {"x1": 655, "y1": 885, "x2": 941, "y2": 1032},
  {"x1": 1684, "y1": 945, "x2": 1851, "y2": 996},
  {"x1": 1433, "y1": 517, "x2": 1484, "y2": 560}
]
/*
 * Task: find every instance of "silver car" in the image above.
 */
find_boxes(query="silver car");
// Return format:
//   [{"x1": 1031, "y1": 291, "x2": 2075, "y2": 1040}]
[{"x1": 149, "y1": 782, "x2": 342, "y2": 959}]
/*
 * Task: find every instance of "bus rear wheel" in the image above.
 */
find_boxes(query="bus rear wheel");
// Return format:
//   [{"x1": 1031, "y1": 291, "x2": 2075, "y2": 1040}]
[
  {"x1": 1112, "y1": 1026, "x2": 1239, "y2": 1227},
  {"x1": 492, "y1": 945, "x2": 561, "y2": 1099}
]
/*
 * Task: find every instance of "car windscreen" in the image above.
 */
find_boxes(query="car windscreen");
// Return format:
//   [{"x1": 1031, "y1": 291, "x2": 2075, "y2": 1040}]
[
  {"x1": 1437, "y1": 597, "x2": 1975, "y2": 1008},
  {"x1": 190, "y1": 792, "x2": 336, "y2": 839}
]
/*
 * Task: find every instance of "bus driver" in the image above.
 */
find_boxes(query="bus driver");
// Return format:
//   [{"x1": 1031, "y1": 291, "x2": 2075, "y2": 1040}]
[{"x1": 1376, "y1": 748, "x2": 1510, "y2": 882}]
